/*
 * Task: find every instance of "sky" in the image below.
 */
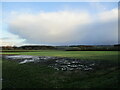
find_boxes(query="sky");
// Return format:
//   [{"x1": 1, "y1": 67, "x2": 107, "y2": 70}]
[{"x1": 0, "y1": 1, "x2": 119, "y2": 46}]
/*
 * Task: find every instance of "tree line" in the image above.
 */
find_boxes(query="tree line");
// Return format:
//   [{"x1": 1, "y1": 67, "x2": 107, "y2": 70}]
[{"x1": 1, "y1": 44, "x2": 120, "y2": 51}]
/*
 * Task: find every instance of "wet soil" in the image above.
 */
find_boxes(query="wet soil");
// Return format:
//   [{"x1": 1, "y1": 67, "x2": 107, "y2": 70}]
[{"x1": 2, "y1": 55, "x2": 115, "y2": 71}]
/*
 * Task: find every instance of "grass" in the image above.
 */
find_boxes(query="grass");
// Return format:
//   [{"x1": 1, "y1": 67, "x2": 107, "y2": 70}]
[
  {"x1": 0, "y1": 58, "x2": 2, "y2": 89},
  {"x1": 2, "y1": 51, "x2": 119, "y2": 61},
  {"x1": 2, "y1": 50, "x2": 120, "y2": 88}
]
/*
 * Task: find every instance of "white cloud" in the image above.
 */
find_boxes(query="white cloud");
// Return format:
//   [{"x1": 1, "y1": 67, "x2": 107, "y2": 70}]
[
  {"x1": 0, "y1": 31, "x2": 26, "y2": 46},
  {"x1": 7, "y1": 9, "x2": 118, "y2": 45},
  {"x1": 0, "y1": 39, "x2": 16, "y2": 46},
  {"x1": 0, "y1": 38, "x2": 24, "y2": 46},
  {"x1": 98, "y1": 8, "x2": 118, "y2": 22},
  {"x1": 8, "y1": 11, "x2": 92, "y2": 44}
]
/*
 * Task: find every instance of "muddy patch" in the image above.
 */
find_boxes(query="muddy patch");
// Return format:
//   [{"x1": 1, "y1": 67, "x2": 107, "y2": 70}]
[{"x1": 3, "y1": 55, "x2": 102, "y2": 71}]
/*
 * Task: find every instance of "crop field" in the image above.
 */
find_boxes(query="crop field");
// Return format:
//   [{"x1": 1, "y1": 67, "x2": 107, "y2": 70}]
[{"x1": 1, "y1": 50, "x2": 120, "y2": 88}]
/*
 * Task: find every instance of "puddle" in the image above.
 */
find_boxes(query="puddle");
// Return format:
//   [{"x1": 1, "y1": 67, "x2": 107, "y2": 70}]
[
  {"x1": 3, "y1": 55, "x2": 97, "y2": 71},
  {"x1": 5, "y1": 55, "x2": 37, "y2": 59},
  {"x1": 0, "y1": 78, "x2": 2, "y2": 81},
  {"x1": 19, "y1": 59, "x2": 35, "y2": 64}
]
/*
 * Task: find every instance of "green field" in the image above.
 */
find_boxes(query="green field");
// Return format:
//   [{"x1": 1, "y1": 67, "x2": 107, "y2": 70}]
[
  {"x1": 0, "y1": 56, "x2": 2, "y2": 89},
  {"x1": 1, "y1": 50, "x2": 120, "y2": 88},
  {"x1": 1, "y1": 50, "x2": 119, "y2": 61}
]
